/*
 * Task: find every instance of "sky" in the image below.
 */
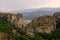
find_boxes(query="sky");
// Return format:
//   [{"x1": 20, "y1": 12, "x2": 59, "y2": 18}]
[{"x1": 0, "y1": 0, "x2": 60, "y2": 12}]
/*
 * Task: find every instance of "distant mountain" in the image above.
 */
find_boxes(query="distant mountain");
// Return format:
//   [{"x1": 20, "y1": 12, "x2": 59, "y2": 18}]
[{"x1": 19, "y1": 8, "x2": 60, "y2": 20}]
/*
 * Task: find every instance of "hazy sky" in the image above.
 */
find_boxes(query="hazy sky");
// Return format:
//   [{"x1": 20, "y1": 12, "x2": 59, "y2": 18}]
[{"x1": 0, "y1": 0, "x2": 60, "y2": 11}]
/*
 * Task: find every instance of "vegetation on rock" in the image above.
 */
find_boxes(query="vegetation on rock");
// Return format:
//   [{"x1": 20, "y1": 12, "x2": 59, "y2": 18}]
[{"x1": 0, "y1": 12, "x2": 60, "y2": 40}]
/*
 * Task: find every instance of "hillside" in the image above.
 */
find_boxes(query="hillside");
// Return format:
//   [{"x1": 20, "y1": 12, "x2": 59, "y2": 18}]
[
  {"x1": 0, "y1": 12, "x2": 60, "y2": 40},
  {"x1": 0, "y1": 12, "x2": 23, "y2": 28},
  {"x1": 25, "y1": 15, "x2": 56, "y2": 36},
  {"x1": 25, "y1": 12, "x2": 60, "y2": 36},
  {"x1": 0, "y1": 12, "x2": 24, "y2": 40}
]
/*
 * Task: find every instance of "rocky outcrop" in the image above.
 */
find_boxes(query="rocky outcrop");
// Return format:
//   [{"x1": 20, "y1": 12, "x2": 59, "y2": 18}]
[
  {"x1": 0, "y1": 32, "x2": 12, "y2": 40},
  {"x1": 25, "y1": 12, "x2": 60, "y2": 36},
  {"x1": 53, "y1": 12, "x2": 60, "y2": 32},
  {"x1": 0, "y1": 12, "x2": 23, "y2": 28},
  {"x1": 1, "y1": 12, "x2": 60, "y2": 37},
  {"x1": 25, "y1": 15, "x2": 56, "y2": 36}
]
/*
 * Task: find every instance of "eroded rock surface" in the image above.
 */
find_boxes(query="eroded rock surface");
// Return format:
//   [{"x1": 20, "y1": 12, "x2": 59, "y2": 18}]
[
  {"x1": 26, "y1": 15, "x2": 56, "y2": 36},
  {"x1": 0, "y1": 32, "x2": 12, "y2": 40},
  {"x1": 0, "y1": 12, "x2": 23, "y2": 28}
]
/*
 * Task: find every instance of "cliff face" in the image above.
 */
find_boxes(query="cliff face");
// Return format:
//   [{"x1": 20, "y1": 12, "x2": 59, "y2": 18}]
[
  {"x1": 0, "y1": 12, "x2": 60, "y2": 37},
  {"x1": 0, "y1": 32, "x2": 12, "y2": 40},
  {"x1": 0, "y1": 12, "x2": 23, "y2": 28},
  {"x1": 25, "y1": 15, "x2": 56, "y2": 36},
  {"x1": 53, "y1": 12, "x2": 60, "y2": 32},
  {"x1": 25, "y1": 12, "x2": 60, "y2": 36}
]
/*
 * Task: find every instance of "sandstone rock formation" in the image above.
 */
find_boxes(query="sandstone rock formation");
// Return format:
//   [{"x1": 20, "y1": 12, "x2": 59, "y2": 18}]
[
  {"x1": 53, "y1": 12, "x2": 60, "y2": 32},
  {"x1": 26, "y1": 15, "x2": 56, "y2": 36},
  {"x1": 0, "y1": 12, "x2": 23, "y2": 28},
  {"x1": 0, "y1": 32, "x2": 12, "y2": 40},
  {"x1": 0, "y1": 12, "x2": 60, "y2": 37}
]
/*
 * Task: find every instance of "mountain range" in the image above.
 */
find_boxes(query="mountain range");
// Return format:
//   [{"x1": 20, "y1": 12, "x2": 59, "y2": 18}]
[
  {"x1": 0, "y1": 8, "x2": 60, "y2": 20},
  {"x1": 19, "y1": 8, "x2": 60, "y2": 20}
]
